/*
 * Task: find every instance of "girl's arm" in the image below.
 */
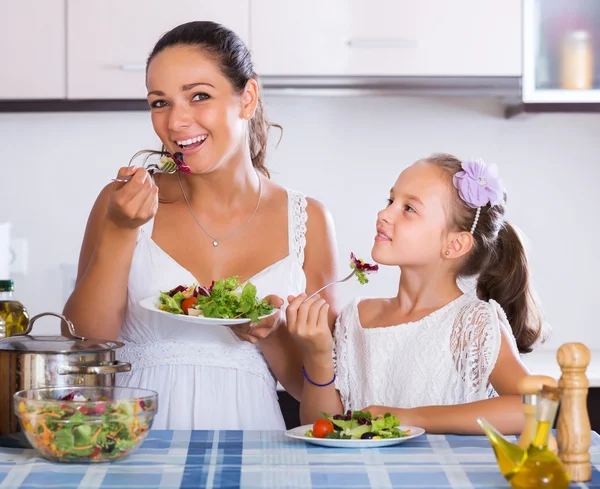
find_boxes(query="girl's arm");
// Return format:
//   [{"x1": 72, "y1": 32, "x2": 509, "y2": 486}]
[
  {"x1": 258, "y1": 198, "x2": 340, "y2": 401},
  {"x1": 286, "y1": 294, "x2": 344, "y2": 423},
  {"x1": 364, "y1": 327, "x2": 529, "y2": 435}
]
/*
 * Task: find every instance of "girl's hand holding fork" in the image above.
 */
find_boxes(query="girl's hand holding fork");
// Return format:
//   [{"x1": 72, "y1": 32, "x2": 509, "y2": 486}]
[{"x1": 286, "y1": 293, "x2": 333, "y2": 360}]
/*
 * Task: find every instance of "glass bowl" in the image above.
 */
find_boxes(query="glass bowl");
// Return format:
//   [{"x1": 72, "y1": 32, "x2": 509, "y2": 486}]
[{"x1": 14, "y1": 386, "x2": 157, "y2": 463}]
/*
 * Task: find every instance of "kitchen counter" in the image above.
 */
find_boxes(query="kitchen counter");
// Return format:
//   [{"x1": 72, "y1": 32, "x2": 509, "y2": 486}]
[
  {"x1": 1, "y1": 430, "x2": 600, "y2": 489},
  {"x1": 522, "y1": 347, "x2": 600, "y2": 387}
]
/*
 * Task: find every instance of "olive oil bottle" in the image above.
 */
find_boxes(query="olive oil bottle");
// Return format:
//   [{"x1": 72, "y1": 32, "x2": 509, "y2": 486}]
[
  {"x1": 479, "y1": 385, "x2": 570, "y2": 489},
  {"x1": 508, "y1": 386, "x2": 570, "y2": 489},
  {"x1": 0, "y1": 280, "x2": 29, "y2": 337}
]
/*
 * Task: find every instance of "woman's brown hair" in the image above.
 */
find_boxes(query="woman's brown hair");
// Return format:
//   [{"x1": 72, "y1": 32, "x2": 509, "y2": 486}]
[
  {"x1": 145, "y1": 20, "x2": 280, "y2": 177},
  {"x1": 424, "y1": 153, "x2": 545, "y2": 353}
]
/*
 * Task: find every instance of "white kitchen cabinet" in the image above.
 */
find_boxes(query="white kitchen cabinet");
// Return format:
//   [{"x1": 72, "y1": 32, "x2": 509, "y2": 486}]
[
  {"x1": 67, "y1": 0, "x2": 249, "y2": 99},
  {"x1": 0, "y1": 0, "x2": 66, "y2": 99},
  {"x1": 522, "y1": 0, "x2": 600, "y2": 104},
  {"x1": 250, "y1": 0, "x2": 521, "y2": 77}
]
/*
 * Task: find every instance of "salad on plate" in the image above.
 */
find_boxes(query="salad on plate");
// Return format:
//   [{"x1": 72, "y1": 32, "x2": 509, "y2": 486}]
[
  {"x1": 158, "y1": 276, "x2": 274, "y2": 322},
  {"x1": 306, "y1": 410, "x2": 410, "y2": 440}
]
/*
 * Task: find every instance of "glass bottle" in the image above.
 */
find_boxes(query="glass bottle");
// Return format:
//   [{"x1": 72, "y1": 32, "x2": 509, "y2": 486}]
[
  {"x1": 0, "y1": 280, "x2": 29, "y2": 337},
  {"x1": 509, "y1": 386, "x2": 570, "y2": 489},
  {"x1": 560, "y1": 30, "x2": 594, "y2": 90}
]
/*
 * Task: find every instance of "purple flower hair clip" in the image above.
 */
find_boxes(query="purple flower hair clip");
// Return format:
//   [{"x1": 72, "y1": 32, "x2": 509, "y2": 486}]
[{"x1": 452, "y1": 158, "x2": 504, "y2": 234}]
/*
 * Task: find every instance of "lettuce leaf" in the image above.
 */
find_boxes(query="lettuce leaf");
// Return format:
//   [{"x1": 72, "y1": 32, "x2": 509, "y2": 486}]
[
  {"x1": 158, "y1": 291, "x2": 185, "y2": 314},
  {"x1": 193, "y1": 277, "x2": 274, "y2": 321},
  {"x1": 371, "y1": 413, "x2": 400, "y2": 433}
]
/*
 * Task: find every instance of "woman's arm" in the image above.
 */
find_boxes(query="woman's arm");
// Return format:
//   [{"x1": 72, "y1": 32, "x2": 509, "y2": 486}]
[
  {"x1": 63, "y1": 168, "x2": 157, "y2": 340},
  {"x1": 364, "y1": 327, "x2": 529, "y2": 435},
  {"x1": 259, "y1": 198, "x2": 340, "y2": 401}
]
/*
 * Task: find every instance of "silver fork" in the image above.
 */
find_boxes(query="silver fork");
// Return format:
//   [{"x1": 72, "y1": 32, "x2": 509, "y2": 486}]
[
  {"x1": 304, "y1": 269, "x2": 356, "y2": 302},
  {"x1": 111, "y1": 163, "x2": 177, "y2": 183}
]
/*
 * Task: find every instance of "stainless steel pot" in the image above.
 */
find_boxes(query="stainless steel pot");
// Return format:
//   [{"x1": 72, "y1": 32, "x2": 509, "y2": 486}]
[{"x1": 0, "y1": 312, "x2": 131, "y2": 435}]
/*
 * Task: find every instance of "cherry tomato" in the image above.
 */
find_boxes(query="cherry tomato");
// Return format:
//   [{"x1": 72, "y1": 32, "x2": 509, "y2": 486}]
[
  {"x1": 312, "y1": 418, "x2": 335, "y2": 438},
  {"x1": 181, "y1": 297, "x2": 197, "y2": 315},
  {"x1": 92, "y1": 402, "x2": 106, "y2": 415}
]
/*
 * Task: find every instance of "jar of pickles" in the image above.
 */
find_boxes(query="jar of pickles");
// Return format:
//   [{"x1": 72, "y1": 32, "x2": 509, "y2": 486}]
[{"x1": 0, "y1": 280, "x2": 29, "y2": 337}]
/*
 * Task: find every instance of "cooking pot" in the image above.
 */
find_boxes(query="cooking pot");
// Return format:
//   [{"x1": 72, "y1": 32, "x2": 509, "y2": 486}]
[{"x1": 0, "y1": 312, "x2": 130, "y2": 435}]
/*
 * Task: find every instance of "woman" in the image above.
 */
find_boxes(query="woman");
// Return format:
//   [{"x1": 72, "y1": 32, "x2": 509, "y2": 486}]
[{"x1": 63, "y1": 21, "x2": 339, "y2": 430}]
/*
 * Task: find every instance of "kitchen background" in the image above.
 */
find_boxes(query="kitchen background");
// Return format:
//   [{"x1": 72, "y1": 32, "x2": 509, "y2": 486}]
[
  {"x1": 1, "y1": 0, "x2": 600, "y2": 374},
  {"x1": 2, "y1": 97, "x2": 600, "y2": 349}
]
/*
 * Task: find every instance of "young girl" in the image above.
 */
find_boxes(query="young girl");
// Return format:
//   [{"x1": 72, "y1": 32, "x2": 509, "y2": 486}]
[{"x1": 286, "y1": 153, "x2": 546, "y2": 435}]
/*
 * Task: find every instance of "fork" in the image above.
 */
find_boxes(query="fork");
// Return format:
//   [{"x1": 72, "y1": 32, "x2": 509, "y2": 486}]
[
  {"x1": 111, "y1": 163, "x2": 177, "y2": 183},
  {"x1": 304, "y1": 269, "x2": 356, "y2": 302}
]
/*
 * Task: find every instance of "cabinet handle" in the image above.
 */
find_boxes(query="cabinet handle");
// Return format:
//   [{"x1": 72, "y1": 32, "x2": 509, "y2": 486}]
[
  {"x1": 119, "y1": 64, "x2": 146, "y2": 72},
  {"x1": 347, "y1": 38, "x2": 418, "y2": 49}
]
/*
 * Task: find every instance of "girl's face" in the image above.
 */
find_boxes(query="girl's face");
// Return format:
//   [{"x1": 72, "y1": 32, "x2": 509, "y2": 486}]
[
  {"x1": 146, "y1": 45, "x2": 254, "y2": 174},
  {"x1": 372, "y1": 162, "x2": 452, "y2": 268}
]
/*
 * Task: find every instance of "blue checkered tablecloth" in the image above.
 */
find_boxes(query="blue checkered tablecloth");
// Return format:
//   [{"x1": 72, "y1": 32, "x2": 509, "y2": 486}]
[{"x1": 1, "y1": 430, "x2": 599, "y2": 489}]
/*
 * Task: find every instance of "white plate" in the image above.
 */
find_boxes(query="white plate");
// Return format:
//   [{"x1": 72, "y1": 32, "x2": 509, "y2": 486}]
[
  {"x1": 285, "y1": 424, "x2": 425, "y2": 448},
  {"x1": 140, "y1": 296, "x2": 278, "y2": 326}
]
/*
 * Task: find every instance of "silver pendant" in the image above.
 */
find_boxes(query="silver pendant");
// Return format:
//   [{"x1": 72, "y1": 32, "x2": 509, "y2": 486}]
[{"x1": 213, "y1": 240, "x2": 219, "y2": 247}]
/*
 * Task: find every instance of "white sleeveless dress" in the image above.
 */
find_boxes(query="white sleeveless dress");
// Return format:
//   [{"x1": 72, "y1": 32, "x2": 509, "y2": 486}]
[
  {"x1": 333, "y1": 294, "x2": 521, "y2": 412},
  {"x1": 116, "y1": 189, "x2": 308, "y2": 430}
]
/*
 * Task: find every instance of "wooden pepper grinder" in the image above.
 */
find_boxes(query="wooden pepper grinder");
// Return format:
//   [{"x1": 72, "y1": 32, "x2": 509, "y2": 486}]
[
  {"x1": 517, "y1": 375, "x2": 558, "y2": 453},
  {"x1": 557, "y1": 342, "x2": 591, "y2": 482}
]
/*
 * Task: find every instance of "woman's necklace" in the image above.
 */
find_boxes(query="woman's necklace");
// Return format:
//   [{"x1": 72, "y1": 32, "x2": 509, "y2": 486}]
[{"x1": 177, "y1": 172, "x2": 262, "y2": 247}]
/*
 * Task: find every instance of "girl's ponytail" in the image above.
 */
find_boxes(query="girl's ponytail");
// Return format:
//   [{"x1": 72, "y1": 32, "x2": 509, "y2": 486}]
[{"x1": 476, "y1": 222, "x2": 544, "y2": 353}]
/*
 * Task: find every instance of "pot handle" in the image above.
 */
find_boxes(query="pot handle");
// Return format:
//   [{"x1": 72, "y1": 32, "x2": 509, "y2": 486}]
[
  {"x1": 57, "y1": 361, "x2": 132, "y2": 375},
  {"x1": 18, "y1": 312, "x2": 87, "y2": 341}
]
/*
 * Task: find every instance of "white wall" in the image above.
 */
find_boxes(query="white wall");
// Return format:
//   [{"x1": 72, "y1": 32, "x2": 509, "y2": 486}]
[{"x1": 1, "y1": 96, "x2": 599, "y2": 351}]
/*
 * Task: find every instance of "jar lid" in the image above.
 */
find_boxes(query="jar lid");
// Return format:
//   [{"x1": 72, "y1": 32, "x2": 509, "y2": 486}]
[
  {"x1": 0, "y1": 280, "x2": 14, "y2": 292},
  {"x1": 0, "y1": 312, "x2": 123, "y2": 353},
  {"x1": 565, "y1": 30, "x2": 591, "y2": 42}
]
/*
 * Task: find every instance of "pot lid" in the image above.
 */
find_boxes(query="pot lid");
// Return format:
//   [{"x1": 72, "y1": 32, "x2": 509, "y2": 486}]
[{"x1": 0, "y1": 312, "x2": 124, "y2": 353}]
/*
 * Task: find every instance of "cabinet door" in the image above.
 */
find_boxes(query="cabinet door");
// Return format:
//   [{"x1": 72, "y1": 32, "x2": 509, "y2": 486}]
[
  {"x1": 67, "y1": 0, "x2": 249, "y2": 99},
  {"x1": 251, "y1": 0, "x2": 521, "y2": 76},
  {"x1": 522, "y1": 0, "x2": 600, "y2": 103},
  {"x1": 0, "y1": 0, "x2": 66, "y2": 99}
]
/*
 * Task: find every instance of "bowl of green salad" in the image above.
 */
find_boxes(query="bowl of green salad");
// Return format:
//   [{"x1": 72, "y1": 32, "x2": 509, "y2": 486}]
[{"x1": 14, "y1": 386, "x2": 157, "y2": 463}]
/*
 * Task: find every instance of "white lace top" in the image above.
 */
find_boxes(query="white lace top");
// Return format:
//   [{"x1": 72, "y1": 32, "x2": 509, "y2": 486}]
[{"x1": 333, "y1": 294, "x2": 520, "y2": 411}]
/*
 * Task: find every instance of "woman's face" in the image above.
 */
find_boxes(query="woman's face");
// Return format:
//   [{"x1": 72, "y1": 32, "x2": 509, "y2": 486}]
[{"x1": 146, "y1": 45, "x2": 255, "y2": 174}]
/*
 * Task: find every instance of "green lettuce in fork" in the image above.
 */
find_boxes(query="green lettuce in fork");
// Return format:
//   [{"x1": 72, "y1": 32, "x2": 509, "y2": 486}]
[{"x1": 350, "y1": 253, "x2": 379, "y2": 285}]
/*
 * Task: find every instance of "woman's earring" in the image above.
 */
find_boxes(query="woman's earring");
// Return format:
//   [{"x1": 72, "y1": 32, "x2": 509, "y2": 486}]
[{"x1": 445, "y1": 251, "x2": 450, "y2": 256}]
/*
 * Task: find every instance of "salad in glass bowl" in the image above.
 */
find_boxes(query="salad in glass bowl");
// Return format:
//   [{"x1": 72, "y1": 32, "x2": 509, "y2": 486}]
[{"x1": 14, "y1": 387, "x2": 157, "y2": 463}]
